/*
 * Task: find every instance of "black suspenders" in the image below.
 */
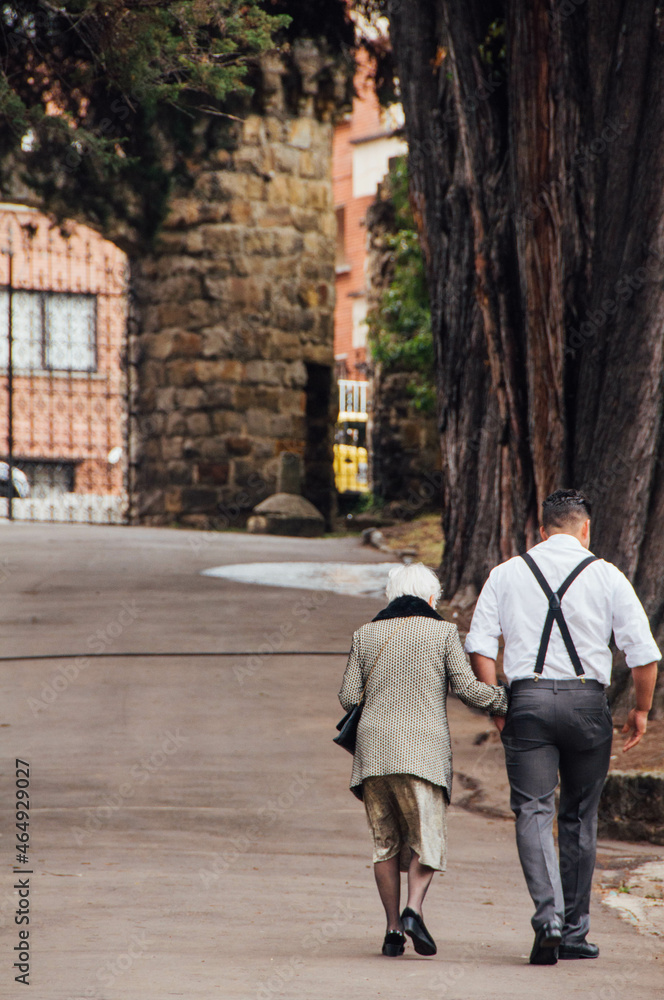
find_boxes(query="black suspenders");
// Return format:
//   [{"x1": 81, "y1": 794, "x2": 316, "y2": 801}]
[{"x1": 521, "y1": 553, "x2": 598, "y2": 677}]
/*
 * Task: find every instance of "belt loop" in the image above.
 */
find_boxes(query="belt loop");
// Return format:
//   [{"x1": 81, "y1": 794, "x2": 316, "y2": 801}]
[{"x1": 553, "y1": 679, "x2": 558, "y2": 694}]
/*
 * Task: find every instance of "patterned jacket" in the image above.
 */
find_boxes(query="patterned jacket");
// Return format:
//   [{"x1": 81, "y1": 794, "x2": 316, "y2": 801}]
[{"x1": 339, "y1": 597, "x2": 508, "y2": 801}]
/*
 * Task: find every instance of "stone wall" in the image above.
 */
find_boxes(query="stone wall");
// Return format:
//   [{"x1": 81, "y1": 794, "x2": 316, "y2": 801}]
[
  {"x1": 365, "y1": 180, "x2": 442, "y2": 515},
  {"x1": 128, "y1": 42, "x2": 347, "y2": 529}
]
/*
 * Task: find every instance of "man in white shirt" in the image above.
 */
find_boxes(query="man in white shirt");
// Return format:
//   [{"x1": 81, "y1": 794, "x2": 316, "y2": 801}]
[{"x1": 465, "y1": 489, "x2": 660, "y2": 965}]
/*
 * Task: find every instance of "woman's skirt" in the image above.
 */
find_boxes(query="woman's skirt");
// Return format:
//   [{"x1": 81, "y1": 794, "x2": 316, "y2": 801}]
[{"x1": 362, "y1": 773, "x2": 448, "y2": 872}]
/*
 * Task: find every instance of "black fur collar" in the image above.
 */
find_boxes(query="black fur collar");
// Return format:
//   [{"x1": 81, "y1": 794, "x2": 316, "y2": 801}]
[{"x1": 372, "y1": 594, "x2": 443, "y2": 622}]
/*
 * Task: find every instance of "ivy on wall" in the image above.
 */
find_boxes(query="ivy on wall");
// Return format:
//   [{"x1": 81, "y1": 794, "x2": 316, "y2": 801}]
[{"x1": 367, "y1": 155, "x2": 435, "y2": 413}]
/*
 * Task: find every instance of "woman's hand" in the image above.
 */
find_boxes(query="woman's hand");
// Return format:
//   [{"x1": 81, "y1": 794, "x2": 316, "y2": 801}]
[{"x1": 492, "y1": 716, "x2": 506, "y2": 733}]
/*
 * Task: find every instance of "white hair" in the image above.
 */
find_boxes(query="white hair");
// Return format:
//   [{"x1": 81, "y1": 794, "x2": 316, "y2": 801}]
[{"x1": 385, "y1": 562, "x2": 442, "y2": 605}]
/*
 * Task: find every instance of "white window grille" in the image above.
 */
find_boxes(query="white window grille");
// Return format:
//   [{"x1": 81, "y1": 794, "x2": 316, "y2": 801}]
[
  {"x1": 338, "y1": 379, "x2": 368, "y2": 416},
  {"x1": 0, "y1": 290, "x2": 97, "y2": 371}
]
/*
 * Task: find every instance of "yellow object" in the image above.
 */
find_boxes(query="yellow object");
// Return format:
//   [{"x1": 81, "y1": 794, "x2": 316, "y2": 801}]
[{"x1": 334, "y1": 443, "x2": 369, "y2": 493}]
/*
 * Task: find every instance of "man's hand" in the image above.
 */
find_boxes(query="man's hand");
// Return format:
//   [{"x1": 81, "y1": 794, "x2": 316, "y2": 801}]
[
  {"x1": 622, "y1": 708, "x2": 649, "y2": 752},
  {"x1": 622, "y1": 662, "x2": 658, "y2": 751},
  {"x1": 492, "y1": 716, "x2": 506, "y2": 734}
]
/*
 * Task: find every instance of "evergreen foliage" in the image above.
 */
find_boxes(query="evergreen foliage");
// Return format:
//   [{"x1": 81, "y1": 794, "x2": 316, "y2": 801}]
[
  {"x1": 367, "y1": 156, "x2": 435, "y2": 413},
  {"x1": 0, "y1": 1, "x2": 351, "y2": 245}
]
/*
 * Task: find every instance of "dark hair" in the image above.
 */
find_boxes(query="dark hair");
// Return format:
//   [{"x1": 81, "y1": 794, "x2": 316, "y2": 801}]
[{"x1": 541, "y1": 489, "x2": 592, "y2": 530}]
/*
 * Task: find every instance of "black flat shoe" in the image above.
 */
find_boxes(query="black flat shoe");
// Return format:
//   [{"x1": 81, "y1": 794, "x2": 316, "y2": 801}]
[
  {"x1": 401, "y1": 907, "x2": 437, "y2": 956},
  {"x1": 529, "y1": 920, "x2": 562, "y2": 965},
  {"x1": 559, "y1": 940, "x2": 599, "y2": 960},
  {"x1": 382, "y1": 930, "x2": 405, "y2": 956}
]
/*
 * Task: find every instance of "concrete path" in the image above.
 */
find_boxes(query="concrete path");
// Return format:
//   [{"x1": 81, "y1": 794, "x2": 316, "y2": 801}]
[{"x1": 0, "y1": 522, "x2": 662, "y2": 1000}]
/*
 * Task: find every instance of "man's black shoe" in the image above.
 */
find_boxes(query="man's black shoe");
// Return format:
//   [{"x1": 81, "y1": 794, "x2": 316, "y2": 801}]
[
  {"x1": 401, "y1": 907, "x2": 437, "y2": 956},
  {"x1": 559, "y1": 941, "x2": 599, "y2": 960},
  {"x1": 529, "y1": 920, "x2": 563, "y2": 965}
]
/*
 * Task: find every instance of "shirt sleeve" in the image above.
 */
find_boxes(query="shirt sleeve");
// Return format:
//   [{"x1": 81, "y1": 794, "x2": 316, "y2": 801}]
[
  {"x1": 611, "y1": 569, "x2": 662, "y2": 668},
  {"x1": 338, "y1": 632, "x2": 364, "y2": 710},
  {"x1": 446, "y1": 626, "x2": 508, "y2": 715},
  {"x1": 464, "y1": 570, "x2": 502, "y2": 659}
]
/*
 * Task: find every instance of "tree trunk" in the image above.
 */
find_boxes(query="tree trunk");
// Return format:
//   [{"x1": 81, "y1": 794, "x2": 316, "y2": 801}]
[{"x1": 386, "y1": 0, "x2": 664, "y2": 711}]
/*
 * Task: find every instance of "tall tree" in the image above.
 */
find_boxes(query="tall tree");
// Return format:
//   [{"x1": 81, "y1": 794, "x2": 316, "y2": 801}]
[{"x1": 360, "y1": 0, "x2": 664, "y2": 707}]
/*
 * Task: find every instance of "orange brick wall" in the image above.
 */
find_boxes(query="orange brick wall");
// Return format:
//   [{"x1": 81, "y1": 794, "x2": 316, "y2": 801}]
[
  {"x1": 333, "y1": 51, "x2": 386, "y2": 382},
  {"x1": 0, "y1": 207, "x2": 127, "y2": 495}
]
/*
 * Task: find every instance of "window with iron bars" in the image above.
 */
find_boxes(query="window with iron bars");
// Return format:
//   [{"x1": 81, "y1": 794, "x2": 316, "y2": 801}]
[{"x1": 0, "y1": 290, "x2": 97, "y2": 372}]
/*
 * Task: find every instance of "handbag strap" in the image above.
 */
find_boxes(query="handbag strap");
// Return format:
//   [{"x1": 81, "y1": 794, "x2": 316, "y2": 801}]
[{"x1": 359, "y1": 617, "x2": 414, "y2": 702}]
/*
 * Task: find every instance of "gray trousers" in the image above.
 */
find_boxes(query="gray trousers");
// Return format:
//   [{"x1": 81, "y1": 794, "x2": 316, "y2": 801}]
[{"x1": 501, "y1": 678, "x2": 612, "y2": 942}]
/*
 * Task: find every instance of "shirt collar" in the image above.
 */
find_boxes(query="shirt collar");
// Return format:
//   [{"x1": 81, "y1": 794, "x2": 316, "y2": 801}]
[{"x1": 532, "y1": 533, "x2": 593, "y2": 555}]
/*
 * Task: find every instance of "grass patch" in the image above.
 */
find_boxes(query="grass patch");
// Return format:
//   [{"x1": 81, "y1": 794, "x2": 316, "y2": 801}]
[{"x1": 380, "y1": 512, "x2": 444, "y2": 569}]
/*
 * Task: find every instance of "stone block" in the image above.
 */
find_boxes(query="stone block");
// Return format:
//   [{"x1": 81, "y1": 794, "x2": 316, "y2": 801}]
[
  {"x1": 244, "y1": 231, "x2": 277, "y2": 256},
  {"x1": 226, "y1": 436, "x2": 253, "y2": 456},
  {"x1": 305, "y1": 181, "x2": 332, "y2": 212},
  {"x1": 166, "y1": 461, "x2": 192, "y2": 485},
  {"x1": 275, "y1": 439, "x2": 305, "y2": 458},
  {"x1": 257, "y1": 206, "x2": 293, "y2": 228},
  {"x1": 194, "y1": 359, "x2": 244, "y2": 384},
  {"x1": 230, "y1": 200, "x2": 258, "y2": 226},
  {"x1": 289, "y1": 118, "x2": 313, "y2": 150},
  {"x1": 201, "y1": 326, "x2": 234, "y2": 358},
  {"x1": 211, "y1": 410, "x2": 245, "y2": 434},
  {"x1": 181, "y1": 487, "x2": 219, "y2": 513},
  {"x1": 203, "y1": 273, "x2": 231, "y2": 301},
  {"x1": 200, "y1": 224, "x2": 245, "y2": 255},
  {"x1": 246, "y1": 409, "x2": 272, "y2": 436},
  {"x1": 234, "y1": 144, "x2": 269, "y2": 175},
  {"x1": 301, "y1": 342, "x2": 334, "y2": 368},
  {"x1": 243, "y1": 360, "x2": 284, "y2": 386},
  {"x1": 267, "y1": 174, "x2": 290, "y2": 205},
  {"x1": 195, "y1": 462, "x2": 229, "y2": 486},
  {"x1": 166, "y1": 412, "x2": 188, "y2": 437},
  {"x1": 273, "y1": 144, "x2": 300, "y2": 174},
  {"x1": 228, "y1": 276, "x2": 268, "y2": 310},
  {"x1": 199, "y1": 437, "x2": 230, "y2": 462},
  {"x1": 172, "y1": 331, "x2": 203, "y2": 357},
  {"x1": 272, "y1": 229, "x2": 305, "y2": 256},
  {"x1": 166, "y1": 198, "x2": 201, "y2": 227},
  {"x1": 166, "y1": 360, "x2": 199, "y2": 387},
  {"x1": 175, "y1": 387, "x2": 207, "y2": 410},
  {"x1": 146, "y1": 331, "x2": 176, "y2": 360},
  {"x1": 286, "y1": 360, "x2": 308, "y2": 388},
  {"x1": 164, "y1": 488, "x2": 182, "y2": 514},
  {"x1": 266, "y1": 117, "x2": 287, "y2": 143},
  {"x1": 205, "y1": 384, "x2": 237, "y2": 409},
  {"x1": 242, "y1": 114, "x2": 266, "y2": 146},
  {"x1": 291, "y1": 208, "x2": 321, "y2": 233},
  {"x1": 155, "y1": 387, "x2": 177, "y2": 411},
  {"x1": 162, "y1": 436, "x2": 184, "y2": 461},
  {"x1": 235, "y1": 385, "x2": 283, "y2": 412},
  {"x1": 187, "y1": 412, "x2": 211, "y2": 437}
]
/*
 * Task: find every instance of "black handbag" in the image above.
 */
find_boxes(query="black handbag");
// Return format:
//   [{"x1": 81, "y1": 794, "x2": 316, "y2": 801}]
[{"x1": 334, "y1": 619, "x2": 411, "y2": 754}]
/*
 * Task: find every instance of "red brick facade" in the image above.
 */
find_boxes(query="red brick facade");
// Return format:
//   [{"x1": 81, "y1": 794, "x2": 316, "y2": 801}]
[
  {"x1": 333, "y1": 50, "x2": 406, "y2": 383},
  {"x1": 0, "y1": 206, "x2": 126, "y2": 504}
]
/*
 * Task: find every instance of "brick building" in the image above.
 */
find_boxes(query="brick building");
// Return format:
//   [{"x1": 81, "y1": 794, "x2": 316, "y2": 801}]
[
  {"x1": 332, "y1": 50, "x2": 406, "y2": 382},
  {"x1": 332, "y1": 49, "x2": 406, "y2": 493},
  {"x1": 0, "y1": 204, "x2": 127, "y2": 521}
]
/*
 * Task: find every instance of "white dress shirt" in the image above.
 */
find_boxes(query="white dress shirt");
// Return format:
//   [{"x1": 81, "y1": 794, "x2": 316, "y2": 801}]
[{"x1": 464, "y1": 533, "x2": 661, "y2": 685}]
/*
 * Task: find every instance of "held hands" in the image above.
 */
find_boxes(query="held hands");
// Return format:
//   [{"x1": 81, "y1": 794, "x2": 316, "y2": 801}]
[{"x1": 621, "y1": 708, "x2": 649, "y2": 752}]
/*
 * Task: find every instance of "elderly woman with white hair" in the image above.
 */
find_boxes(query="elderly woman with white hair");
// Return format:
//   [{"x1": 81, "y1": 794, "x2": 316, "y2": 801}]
[{"x1": 339, "y1": 562, "x2": 508, "y2": 958}]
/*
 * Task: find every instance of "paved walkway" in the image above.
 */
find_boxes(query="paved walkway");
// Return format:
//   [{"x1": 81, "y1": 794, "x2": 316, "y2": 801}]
[{"x1": 1, "y1": 522, "x2": 662, "y2": 999}]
